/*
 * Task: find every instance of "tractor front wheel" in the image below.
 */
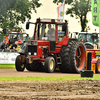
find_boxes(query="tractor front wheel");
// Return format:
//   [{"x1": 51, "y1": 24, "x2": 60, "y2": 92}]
[
  {"x1": 15, "y1": 55, "x2": 25, "y2": 71},
  {"x1": 44, "y1": 57, "x2": 55, "y2": 73}
]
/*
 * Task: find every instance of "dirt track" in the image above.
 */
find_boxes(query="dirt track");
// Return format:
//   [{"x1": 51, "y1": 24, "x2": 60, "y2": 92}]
[
  {"x1": 0, "y1": 69, "x2": 100, "y2": 100},
  {"x1": 0, "y1": 69, "x2": 80, "y2": 77},
  {"x1": 0, "y1": 80, "x2": 100, "y2": 100}
]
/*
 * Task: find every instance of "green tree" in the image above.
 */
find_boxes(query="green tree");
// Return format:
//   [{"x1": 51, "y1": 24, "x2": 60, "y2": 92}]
[
  {"x1": 53, "y1": 0, "x2": 73, "y2": 5},
  {"x1": 53, "y1": 0, "x2": 91, "y2": 32},
  {"x1": 0, "y1": 0, "x2": 42, "y2": 31}
]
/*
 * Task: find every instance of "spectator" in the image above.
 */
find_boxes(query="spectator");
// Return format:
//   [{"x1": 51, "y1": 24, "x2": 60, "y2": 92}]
[
  {"x1": 11, "y1": 41, "x2": 21, "y2": 52},
  {"x1": 9, "y1": 44, "x2": 13, "y2": 49},
  {"x1": 11, "y1": 41, "x2": 17, "y2": 51},
  {"x1": 5, "y1": 36, "x2": 9, "y2": 44},
  {"x1": 1, "y1": 40, "x2": 8, "y2": 51},
  {"x1": 17, "y1": 44, "x2": 21, "y2": 52},
  {"x1": 6, "y1": 44, "x2": 13, "y2": 52}
]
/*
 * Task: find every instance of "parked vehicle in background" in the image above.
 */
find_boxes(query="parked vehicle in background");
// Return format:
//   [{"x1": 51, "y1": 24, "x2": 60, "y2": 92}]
[
  {"x1": 0, "y1": 29, "x2": 30, "y2": 50},
  {"x1": 70, "y1": 31, "x2": 99, "y2": 49}
]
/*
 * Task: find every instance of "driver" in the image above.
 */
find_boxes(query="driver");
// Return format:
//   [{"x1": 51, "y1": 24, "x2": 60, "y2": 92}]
[
  {"x1": 47, "y1": 24, "x2": 55, "y2": 37},
  {"x1": 80, "y1": 39, "x2": 84, "y2": 43}
]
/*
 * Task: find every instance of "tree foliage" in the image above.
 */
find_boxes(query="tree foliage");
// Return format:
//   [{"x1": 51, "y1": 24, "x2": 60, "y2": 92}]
[
  {"x1": 53, "y1": 0, "x2": 73, "y2": 5},
  {"x1": 0, "y1": 0, "x2": 42, "y2": 31},
  {"x1": 53, "y1": 0, "x2": 91, "y2": 31}
]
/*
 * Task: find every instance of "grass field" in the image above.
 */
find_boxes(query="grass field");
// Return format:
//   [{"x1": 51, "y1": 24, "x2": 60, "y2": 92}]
[
  {"x1": 0, "y1": 64, "x2": 100, "y2": 81},
  {"x1": 0, "y1": 64, "x2": 15, "y2": 69},
  {"x1": 0, "y1": 76, "x2": 100, "y2": 81}
]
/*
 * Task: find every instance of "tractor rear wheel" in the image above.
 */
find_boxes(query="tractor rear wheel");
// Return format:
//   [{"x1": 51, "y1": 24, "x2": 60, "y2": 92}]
[
  {"x1": 44, "y1": 57, "x2": 55, "y2": 73},
  {"x1": 70, "y1": 41, "x2": 86, "y2": 73},
  {"x1": 96, "y1": 59, "x2": 100, "y2": 73},
  {"x1": 15, "y1": 55, "x2": 25, "y2": 71},
  {"x1": 60, "y1": 41, "x2": 76, "y2": 73},
  {"x1": 60, "y1": 41, "x2": 86, "y2": 73}
]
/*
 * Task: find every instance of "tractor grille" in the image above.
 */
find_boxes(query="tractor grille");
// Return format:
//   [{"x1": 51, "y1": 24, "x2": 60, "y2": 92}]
[{"x1": 28, "y1": 46, "x2": 37, "y2": 55}]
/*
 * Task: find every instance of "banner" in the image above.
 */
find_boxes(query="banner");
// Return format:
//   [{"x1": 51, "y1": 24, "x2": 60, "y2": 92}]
[
  {"x1": 91, "y1": 0, "x2": 100, "y2": 26},
  {"x1": 0, "y1": 52, "x2": 19, "y2": 64},
  {"x1": 57, "y1": 0, "x2": 65, "y2": 19}
]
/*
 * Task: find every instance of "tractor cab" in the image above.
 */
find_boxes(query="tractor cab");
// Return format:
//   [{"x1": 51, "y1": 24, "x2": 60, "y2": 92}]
[
  {"x1": 26, "y1": 18, "x2": 68, "y2": 53},
  {"x1": 26, "y1": 18, "x2": 68, "y2": 42}
]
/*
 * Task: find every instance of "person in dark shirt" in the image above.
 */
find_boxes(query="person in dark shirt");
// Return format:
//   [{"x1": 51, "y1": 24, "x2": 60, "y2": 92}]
[
  {"x1": 1, "y1": 40, "x2": 8, "y2": 50},
  {"x1": 11, "y1": 41, "x2": 18, "y2": 51}
]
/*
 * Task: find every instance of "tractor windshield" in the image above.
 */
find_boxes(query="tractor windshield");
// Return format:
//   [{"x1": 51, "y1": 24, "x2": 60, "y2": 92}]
[
  {"x1": 78, "y1": 33, "x2": 99, "y2": 44},
  {"x1": 9, "y1": 34, "x2": 23, "y2": 40},
  {"x1": 34, "y1": 23, "x2": 56, "y2": 41}
]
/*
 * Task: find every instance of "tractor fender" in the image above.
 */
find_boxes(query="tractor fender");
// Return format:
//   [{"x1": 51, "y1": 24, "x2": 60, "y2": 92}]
[
  {"x1": 64, "y1": 38, "x2": 78, "y2": 46},
  {"x1": 84, "y1": 42, "x2": 94, "y2": 49},
  {"x1": 61, "y1": 37, "x2": 78, "y2": 47},
  {"x1": 91, "y1": 58, "x2": 98, "y2": 64}
]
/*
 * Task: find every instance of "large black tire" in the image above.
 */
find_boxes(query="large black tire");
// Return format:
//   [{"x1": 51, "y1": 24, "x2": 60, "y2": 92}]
[
  {"x1": 31, "y1": 62, "x2": 44, "y2": 72},
  {"x1": 44, "y1": 57, "x2": 55, "y2": 73},
  {"x1": 70, "y1": 41, "x2": 86, "y2": 73},
  {"x1": 15, "y1": 55, "x2": 25, "y2": 71},
  {"x1": 59, "y1": 41, "x2": 76, "y2": 73},
  {"x1": 96, "y1": 59, "x2": 100, "y2": 73},
  {"x1": 60, "y1": 41, "x2": 86, "y2": 73}
]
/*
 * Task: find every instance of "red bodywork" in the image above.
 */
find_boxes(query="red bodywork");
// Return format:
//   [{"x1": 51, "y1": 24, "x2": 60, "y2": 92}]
[{"x1": 27, "y1": 37, "x2": 69, "y2": 62}]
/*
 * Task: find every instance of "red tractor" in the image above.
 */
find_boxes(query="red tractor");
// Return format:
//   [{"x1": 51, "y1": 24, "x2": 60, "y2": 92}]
[
  {"x1": 2, "y1": 29, "x2": 27, "y2": 46},
  {"x1": 15, "y1": 18, "x2": 86, "y2": 73}
]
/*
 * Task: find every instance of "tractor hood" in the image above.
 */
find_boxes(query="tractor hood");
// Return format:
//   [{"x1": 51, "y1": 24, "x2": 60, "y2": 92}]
[{"x1": 27, "y1": 40, "x2": 56, "y2": 53}]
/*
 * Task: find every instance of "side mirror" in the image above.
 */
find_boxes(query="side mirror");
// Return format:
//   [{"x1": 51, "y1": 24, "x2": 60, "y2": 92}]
[
  {"x1": 26, "y1": 22, "x2": 30, "y2": 29},
  {"x1": 76, "y1": 32, "x2": 78, "y2": 35},
  {"x1": 3, "y1": 28, "x2": 8, "y2": 34},
  {"x1": 62, "y1": 25, "x2": 67, "y2": 31}
]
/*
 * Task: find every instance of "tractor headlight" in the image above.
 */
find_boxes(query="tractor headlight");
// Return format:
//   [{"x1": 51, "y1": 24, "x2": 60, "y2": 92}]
[
  {"x1": 34, "y1": 52, "x2": 37, "y2": 56},
  {"x1": 28, "y1": 52, "x2": 31, "y2": 55}
]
